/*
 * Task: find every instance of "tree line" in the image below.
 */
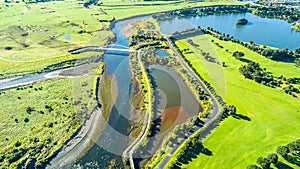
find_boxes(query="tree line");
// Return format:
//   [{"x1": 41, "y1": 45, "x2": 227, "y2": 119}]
[
  {"x1": 239, "y1": 60, "x2": 300, "y2": 97},
  {"x1": 169, "y1": 26, "x2": 300, "y2": 65},
  {"x1": 153, "y1": 5, "x2": 249, "y2": 21},
  {"x1": 250, "y1": 5, "x2": 300, "y2": 23},
  {"x1": 247, "y1": 139, "x2": 300, "y2": 169},
  {"x1": 205, "y1": 27, "x2": 300, "y2": 64},
  {"x1": 167, "y1": 105, "x2": 237, "y2": 168}
]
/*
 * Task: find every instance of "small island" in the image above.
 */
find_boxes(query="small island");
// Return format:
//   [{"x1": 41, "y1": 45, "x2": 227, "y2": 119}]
[{"x1": 236, "y1": 18, "x2": 248, "y2": 25}]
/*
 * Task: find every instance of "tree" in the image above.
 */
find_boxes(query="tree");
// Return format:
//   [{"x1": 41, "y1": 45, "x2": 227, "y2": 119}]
[
  {"x1": 26, "y1": 107, "x2": 35, "y2": 114},
  {"x1": 232, "y1": 51, "x2": 245, "y2": 60},
  {"x1": 277, "y1": 146, "x2": 290, "y2": 157},
  {"x1": 24, "y1": 118, "x2": 29, "y2": 123},
  {"x1": 295, "y1": 58, "x2": 300, "y2": 66},
  {"x1": 267, "y1": 153, "x2": 278, "y2": 164},
  {"x1": 247, "y1": 164, "x2": 261, "y2": 169},
  {"x1": 295, "y1": 47, "x2": 300, "y2": 55},
  {"x1": 223, "y1": 105, "x2": 237, "y2": 117},
  {"x1": 168, "y1": 136, "x2": 177, "y2": 147},
  {"x1": 222, "y1": 62, "x2": 226, "y2": 67},
  {"x1": 14, "y1": 141, "x2": 21, "y2": 147},
  {"x1": 257, "y1": 157, "x2": 271, "y2": 169}
]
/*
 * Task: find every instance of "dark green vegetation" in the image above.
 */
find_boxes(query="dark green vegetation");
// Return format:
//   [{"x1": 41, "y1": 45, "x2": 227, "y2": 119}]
[
  {"x1": 251, "y1": 5, "x2": 300, "y2": 23},
  {"x1": 168, "y1": 129, "x2": 212, "y2": 169},
  {"x1": 0, "y1": 75, "x2": 100, "y2": 168},
  {"x1": 166, "y1": 105, "x2": 237, "y2": 169},
  {"x1": 128, "y1": 52, "x2": 153, "y2": 139},
  {"x1": 155, "y1": 5, "x2": 248, "y2": 20},
  {"x1": 239, "y1": 61, "x2": 300, "y2": 97},
  {"x1": 249, "y1": 4, "x2": 300, "y2": 31},
  {"x1": 206, "y1": 27, "x2": 300, "y2": 63},
  {"x1": 127, "y1": 19, "x2": 155, "y2": 140},
  {"x1": 277, "y1": 139, "x2": 300, "y2": 167},
  {"x1": 247, "y1": 139, "x2": 300, "y2": 169},
  {"x1": 236, "y1": 18, "x2": 248, "y2": 25}
]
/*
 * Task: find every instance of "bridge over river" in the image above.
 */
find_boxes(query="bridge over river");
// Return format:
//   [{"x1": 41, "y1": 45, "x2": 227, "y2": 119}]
[{"x1": 68, "y1": 44, "x2": 137, "y2": 54}]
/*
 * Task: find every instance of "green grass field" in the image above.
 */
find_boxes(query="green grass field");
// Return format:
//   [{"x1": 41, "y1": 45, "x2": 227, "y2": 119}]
[
  {"x1": 0, "y1": 0, "x2": 245, "y2": 78},
  {"x1": 172, "y1": 35, "x2": 300, "y2": 168},
  {"x1": 0, "y1": 0, "x2": 249, "y2": 168},
  {"x1": 97, "y1": 0, "x2": 245, "y2": 20},
  {"x1": 0, "y1": 1, "x2": 112, "y2": 60},
  {"x1": 0, "y1": 1, "x2": 113, "y2": 78},
  {"x1": 0, "y1": 67, "x2": 102, "y2": 168}
]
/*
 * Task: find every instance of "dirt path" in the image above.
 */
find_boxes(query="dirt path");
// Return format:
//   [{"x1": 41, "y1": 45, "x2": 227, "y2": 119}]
[
  {"x1": 0, "y1": 63, "x2": 99, "y2": 90},
  {"x1": 47, "y1": 107, "x2": 104, "y2": 169}
]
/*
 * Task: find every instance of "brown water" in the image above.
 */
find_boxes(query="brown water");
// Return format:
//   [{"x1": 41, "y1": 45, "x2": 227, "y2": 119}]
[
  {"x1": 135, "y1": 65, "x2": 201, "y2": 162},
  {"x1": 159, "y1": 106, "x2": 189, "y2": 133}
]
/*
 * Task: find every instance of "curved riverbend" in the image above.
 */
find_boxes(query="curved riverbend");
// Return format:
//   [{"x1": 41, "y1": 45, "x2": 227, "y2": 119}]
[{"x1": 1, "y1": 5, "x2": 300, "y2": 169}]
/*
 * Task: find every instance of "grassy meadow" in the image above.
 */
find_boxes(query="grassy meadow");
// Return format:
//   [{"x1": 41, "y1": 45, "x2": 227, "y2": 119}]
[
  {"x1": 97, "y1": 0, "x2": 245, "y2": 20},
  {"x1": 0, "y1": 63, "x2": 103, "y2": 168},
  {"x1": 172, "y1": 35, "x2": 300, "y2": 168},
  {"x1": 0, "y1": 0, "x2": 245, "y2": 78},
  {"x1": 0, "y1": 1, "x2": 113, "y2": 78}
]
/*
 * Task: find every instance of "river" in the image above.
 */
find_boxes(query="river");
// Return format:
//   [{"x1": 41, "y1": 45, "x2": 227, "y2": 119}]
[
  {"x1": 0, "y1": 5, "x2": 298, "y2": 169},
  {"x1": 73, "y1": 16, "x2": 148, "y2": 168},
  {"x1": 64, "y1": 10, "x2": 300, "y2": 169}
]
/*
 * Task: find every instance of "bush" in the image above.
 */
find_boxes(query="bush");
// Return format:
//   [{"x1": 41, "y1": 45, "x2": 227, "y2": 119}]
[
  {"x1": 26, "y1": 107, "x2": 35, "y2": 114},
  {"x1": 43, "y1": 121, "x2": 54, "y2": 128},
  {"x1": 24, "y1": 118, "x2": 29, "y2": 123},
  {"x1": 256, "y1": 157, "x2": 270, "y2": 169},
  {"x1": 247, "y1": 164, "x2": 261, "y2": 169},
  {"x1": 267, "y1": 153, "x2": 278, "y2": 164},
  {"x1": 14, "y1": 141, "x2": 21, "y2": 147},
  {"x1": 277, "y1": 146, "x2": 290, "y2": 157},
  {"x1": 4, "y1": 46, "x2": 12, "y2": 50}
]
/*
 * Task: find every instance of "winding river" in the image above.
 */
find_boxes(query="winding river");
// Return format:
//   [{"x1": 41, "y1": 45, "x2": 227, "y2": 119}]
[
  {"x1": 2, "y1": 9, "x2": 299, "y2": 169},
  {"x1": 69, "y1": 11, "x2": 300, "y2": 169},
  {"x1": 73, "y1": 15, "x2": 201, "y2": 168}
]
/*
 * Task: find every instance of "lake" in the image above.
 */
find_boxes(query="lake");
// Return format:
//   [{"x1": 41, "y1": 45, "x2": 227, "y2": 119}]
[{"x1": 159, "y1": 12, "x2": 300, "y2": 50}]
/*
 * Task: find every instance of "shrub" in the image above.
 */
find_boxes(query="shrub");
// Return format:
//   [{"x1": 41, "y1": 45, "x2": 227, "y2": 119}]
[
  {"x1": 4, "y1": 46, "x2": 12, "y2": 50},
  {"x1": 14, "y1": 141, "x2": 21, "y2": 147}
]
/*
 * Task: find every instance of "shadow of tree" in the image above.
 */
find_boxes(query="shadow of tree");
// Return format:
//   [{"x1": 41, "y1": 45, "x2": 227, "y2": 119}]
[
  {"x1": 232, "y1": 113, "x2": 251, "y2": 121},
  {"x1": 177, "y1": 141, "x2": 213, "y2": 165},
  {"x1": 275, "y1": 161, "x2": 293, "y2": 169},
  {"x1": 239, "y1": 58, "x2": 252, "y2": 63},
  {"x1": 204, "y1": 55, "x2": 217, "y2": 63},
  {"x1": 282, "y1": 155, "x2": 300, "y2": 167}
]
